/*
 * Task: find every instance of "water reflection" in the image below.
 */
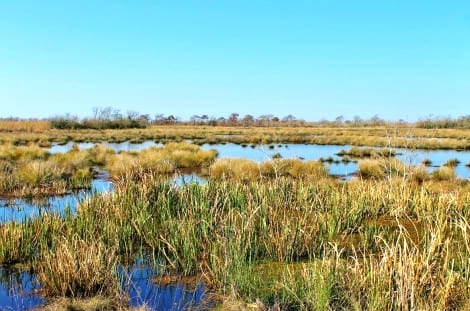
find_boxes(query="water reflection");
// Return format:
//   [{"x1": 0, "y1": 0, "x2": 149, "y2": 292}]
[
  {"x1": 396, "y1": 148, "x2": 470, "y2": 178},
  {"x1": 120, "y1": 264, "x2": 210, "y2": 311},
  {"x1": 0, "y1": 262, "x2": 211, "y2": 311},
  {"x1": 172, "y1": 173, "x2": 206, "y2": 186},
  {"x1": 49, "y1": 141, "x2": 161, "y2": 154},
  {"x1": 0, "y1": 266, "x2": 42, "y2": 310}
]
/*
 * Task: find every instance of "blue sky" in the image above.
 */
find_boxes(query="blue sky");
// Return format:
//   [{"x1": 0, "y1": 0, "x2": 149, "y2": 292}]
[{"x1": 0, "y1": 1, "x2": 468, "y2": 121}]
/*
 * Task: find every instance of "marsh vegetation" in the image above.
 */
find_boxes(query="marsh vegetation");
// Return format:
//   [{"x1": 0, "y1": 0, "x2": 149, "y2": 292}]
[{"x1": 0, "y1": 122, "x2": 469, "y2": 310}]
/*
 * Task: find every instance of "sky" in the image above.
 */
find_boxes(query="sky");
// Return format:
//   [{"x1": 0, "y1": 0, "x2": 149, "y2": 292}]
[{"x1": 0, "y1": 1, "x2": 469, "y2": 121}]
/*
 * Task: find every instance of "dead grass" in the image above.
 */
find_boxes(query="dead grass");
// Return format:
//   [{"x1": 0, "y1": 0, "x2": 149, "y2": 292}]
[{"x1": 0, "y1": 125, "x2": 468, "y2": 150}]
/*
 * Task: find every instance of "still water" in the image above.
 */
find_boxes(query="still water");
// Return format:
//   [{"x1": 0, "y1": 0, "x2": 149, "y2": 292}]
[
  {"x1": 0, "y1": 262, "x2": 211, "y2": 311},
  {"x1": 0, "y1": 177, "x2": 113, "y2": 224},
  {"x1": 49, "y1": 141, "x2": 470, "y2": 178}
]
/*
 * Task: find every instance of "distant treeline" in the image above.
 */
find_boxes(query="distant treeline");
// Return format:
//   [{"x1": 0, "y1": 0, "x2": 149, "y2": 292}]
[
  {"x1": 47, "y1": 107, "x2": 393, "y2": 129},
  {"x1": 49, "y1": 107, "x2": 153, "y2": 129},
  {"x1": 415, "y1": 116, "x2": 470, "y2": 129},
  {"x1": 3, "y1": 107, "x2": 469, "y2": 130}
]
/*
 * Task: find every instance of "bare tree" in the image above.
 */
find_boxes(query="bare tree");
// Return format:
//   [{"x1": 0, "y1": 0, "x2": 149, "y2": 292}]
[{"x1": 228, "y1": 113, "x2": 239, "y2": 126}]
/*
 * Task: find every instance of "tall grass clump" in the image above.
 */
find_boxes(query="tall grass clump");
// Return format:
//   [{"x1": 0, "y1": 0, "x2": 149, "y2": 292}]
[
  {"x1": 358, "y1": 158, "x2": 412, "y2": 180},
  {"x1": 337, "y1": 147, "x2": 397, "y2": 158},
  {"x1": 444, "y1": 158, "x2": 460, "y2": 168},
  {"x1": 358, "y1": 160, "x2": 385, "y2": 179},
  {"x1": 432, "y1": 166, "x2": 456, "y2": 181},
  {"x1": 210, "y1": 158, "x2": 327, "y2": 181},
  {"x1": 36, "y1": 236, "x2": 118, "y2": 298},
  {"x1": 209, "y1": 158, "x2": 260, "y2": 180},
  {"x1": 0, "y1": 145, "x2": 101, "y2": 197},
  {"x1": 106, "y1": 142, "x2": 217, "y2": 177},
  {"x1": 409, "y1": 165, "x2": 429, "y2": 184},
  {"x1": 343, "y1": 213, "x2": 470, "y2": 310},
  {"x1": 260, "y1": 159, "x2": 327, "y2": 180}
]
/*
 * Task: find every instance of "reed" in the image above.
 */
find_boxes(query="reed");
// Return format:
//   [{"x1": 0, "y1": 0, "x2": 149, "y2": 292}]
[
  {"x1": 0, "y1": 120, "x2": 50, "y2": 133},
  {"x1": 358, "y1": 160, "x2": 385, "y2": 179},
  {"x1": 36, "y1": 235, "x2": 118, "y2": 298},
  {"x1": 0, "y1": 158, "x2": 469, "y2": 308}
]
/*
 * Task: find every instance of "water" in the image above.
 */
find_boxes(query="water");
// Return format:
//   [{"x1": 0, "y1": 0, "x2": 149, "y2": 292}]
[
  {"x1": 201, "y1": 143, "x2": 359, "y2": 176},
  {"x1": 49, "y1": 141, "x2": 470, "y2": 178},
  {"x1": 0, "y1": 178, "x2": 113, "y2": 224},
  {"x1": 0, "y1": 263, "x2": 211, "y2": 311},
  {"x1": 396, "y1": 148, "x2": 470, "y2": 178},
  {"x1": 172, "y1": 173, "x2": 206, "y2": 186},
  {"x1": 49, "y1": 140, "x2": 162, "y2": 154},
  {"x1": 0, "y1": 266, "x2": 42, "y2": 310},
  {"x1": 200, "y1": 143, "x2": 470, "y2": 178},
  {"x1": 121, "y1": 264, "x2": 211, "y2": 310}
]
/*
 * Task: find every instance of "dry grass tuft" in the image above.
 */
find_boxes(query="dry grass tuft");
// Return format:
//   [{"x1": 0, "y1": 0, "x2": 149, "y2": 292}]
[{"x1": 37, "y1": 237, "x2": 118, "y2": 298}]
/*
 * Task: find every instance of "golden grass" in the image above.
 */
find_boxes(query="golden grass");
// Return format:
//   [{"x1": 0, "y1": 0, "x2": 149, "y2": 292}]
[
  {"x1": 0, "y1": 124, "x2": 469, "y2": 150},
  {"x1": 106, "y1": 142, "x2": 217, "y2": 177},
  {"x1": 39, "y1": 296, "x2": 133, "y2": 311},
  {"x1": 0, "y1": 144, "x2": 103, "y2": 197},
  {"x1": 358, "y1": 160, "x2": 385, "y2": 179},
  {"x1": 209, "y1": 158, "x2": 327, "y2": 181},
  {"x1": 37, "y1": 236, "x2": 118, "y2": 298},
  {"x1": 209, "y1": 158, "x2": 261, "y2": 181},
  {"x1": 0, "y1": 120, "x2": 50, "y2": 133},
  {"x1": 432, "y1": 166, "x2": 456, "y2": 181}
]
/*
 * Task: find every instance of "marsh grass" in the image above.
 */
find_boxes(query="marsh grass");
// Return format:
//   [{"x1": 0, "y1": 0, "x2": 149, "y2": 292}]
[
  {"x1": 422, "y1": 158, "x2": 432, "y2": 166},
  {"x1": 337, "y1": 147, "x2": 397, "y2": 158},
  {"x1": 209, "y1": 158, "x2": 327, "y2": 181},
  {"x1": 0, "y1": 120, "x2": 50, "y2": 133},
  {"x1": 358, "y1": 160, "x2": 385, "y2": 179},
  {"x1": 444, "y1": 158, "x2": 461, "y2": 168},
  {"x1": 0, "y1": 154, "x2": 469, "y2": 308},
  {"x1": 106, "y1": 142, "x2": 217, "y2": 177},
  {"x1": 0, "y1": 145, "x2": 103, "y2": 197},
  {"x1": 41, "y1": 296, "x2": 132, "y2": 311},
  {"x1": 432, "y1": 166, "x2": 456, "y2": 181},
  {"x1": 37, "y1": 236, "x2": 119, "y2": 298},
  {"x1": 1, "y1": 124, "x2": 469, "y2": 150},
  {"x1": 358, "y1": 158, "x2": 422, "y2": 180}
]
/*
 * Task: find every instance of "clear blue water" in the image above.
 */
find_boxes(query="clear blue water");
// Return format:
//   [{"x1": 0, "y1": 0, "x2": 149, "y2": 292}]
[
  {"x1": 0, "y1": 267, "x2": 42, "y2": 311},
  {"x1": 0, "y1": 178, "x2": 113, "y2": 224},
  {"x1": 0, "y1": 263, "x2": 211, "y2": 311},
  {"x1": 120, "y1": 264, "x2": 210, "y2": 310}
]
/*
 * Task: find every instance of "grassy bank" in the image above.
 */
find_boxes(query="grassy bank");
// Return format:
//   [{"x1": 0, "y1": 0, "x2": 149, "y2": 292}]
[{"x1": 1, "y1": 124, "x2": 469, "y2": 150}]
